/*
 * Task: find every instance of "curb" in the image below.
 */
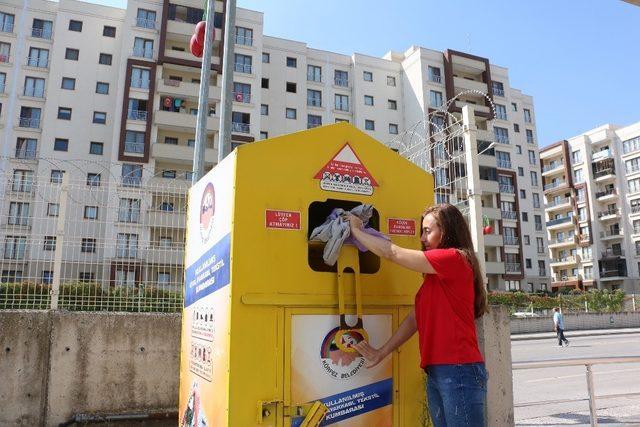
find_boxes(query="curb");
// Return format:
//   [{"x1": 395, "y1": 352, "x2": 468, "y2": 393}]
[{"x1": 511, "y1": 328, "x2": 640, "y2": 341}]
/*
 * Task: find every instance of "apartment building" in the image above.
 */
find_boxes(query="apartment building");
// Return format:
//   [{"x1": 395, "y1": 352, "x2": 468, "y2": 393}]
[
  {"x1": 0, "y1": 0, "x2": 548, "y2": 291},
  {"x1": 540, "y1": 122, "x2": 640, "y2": 293}
]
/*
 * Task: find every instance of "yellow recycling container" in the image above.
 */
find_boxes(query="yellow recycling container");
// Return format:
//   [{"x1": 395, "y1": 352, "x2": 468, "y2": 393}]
[{"x1": 179, "y1": 122, "x2": 434, "y2": 426}]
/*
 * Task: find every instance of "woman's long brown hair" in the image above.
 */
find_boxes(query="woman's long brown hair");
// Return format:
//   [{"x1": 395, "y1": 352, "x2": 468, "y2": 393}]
[{"x1": 424, "y1": 204, "x2": 488, "y2": 318}]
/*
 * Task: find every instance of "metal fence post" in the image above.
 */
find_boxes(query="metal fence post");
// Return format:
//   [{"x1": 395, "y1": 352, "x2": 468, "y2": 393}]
[
  {"x1": 585, "y1": 364, "x2": 598, "y2": 427},
  {"x1": 50, "y1": 173, "x2": 69, "y2": 310}
]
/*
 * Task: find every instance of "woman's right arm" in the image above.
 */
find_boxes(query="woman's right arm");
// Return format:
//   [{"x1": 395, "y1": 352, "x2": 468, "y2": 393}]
[{"x1": 355, "y1": 309, "x2": 418, "y2": 368}]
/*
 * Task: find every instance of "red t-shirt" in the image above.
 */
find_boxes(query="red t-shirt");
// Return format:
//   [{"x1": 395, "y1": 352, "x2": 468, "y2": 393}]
[{"x1": 414, "y1": 248, "x2": 484, "y2": 368}]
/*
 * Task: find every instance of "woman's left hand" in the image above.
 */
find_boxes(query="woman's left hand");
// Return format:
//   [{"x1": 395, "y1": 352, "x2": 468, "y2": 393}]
[{"x1": 345, "y1": 213, "x2": 364, "y2": 231}]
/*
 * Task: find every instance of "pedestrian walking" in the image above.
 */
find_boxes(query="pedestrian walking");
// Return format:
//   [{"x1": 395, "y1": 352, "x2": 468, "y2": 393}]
[
  {"x1": 346, "y1": 203, "x2": 488, "y2": 427},
  {"x1": 553, "y1": 307, "x2": 570, "y2": 347}
]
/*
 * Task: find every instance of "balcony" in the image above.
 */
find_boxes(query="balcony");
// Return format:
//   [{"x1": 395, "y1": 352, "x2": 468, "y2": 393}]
[
  {"x1": 505, "y1": 263, "x2": 521, "y2": 273},
  {"x1": 592, "y1": 150, "x2": 613, "y2": 162},
  {"x1": 156, "y1": 78, "x2": 221, "y2": 100},
  {"x1": 543, "y1": 181, "x2": 567, "y2": 192},
  {"x1": 579, "y1": 234, "x2": 591, "y2": 244},
  {"x1": 146, "y1": 244, "x2": 184, "y2": 265},
  {"x1": 124, "y1": 141, "x2": 145, "y2": 155},
  {"x1": 233, "y1": 92, "x2": 251, "y2": 103},
  {"x1": 145, "y1": 210, "x2": 186, "y2": 229},
  {"x1": 594, "y1": 168, "x2": 616, "y2": 182},
  {"x1": 485, "y1": 261, "x2": 506, "y2": 275},
  {"x1": 504, "y1": 236, "x2": 519, "y2": 246},
  {"x1": 453, "y1": 76, "x2": 487, "y2": 94},
  {"x1": 546, "y1": 216, "x2": 573, "y2": 227},
  {"x1": 497, "y1": 159, "x2": 512, "y2": 169},
  {"x1": 601, "y1": 249, "x2": 625, "y2": 258},
  {"x1": 542, "y1": 161, "x2": 564, "y2": 176},
  {"x1": 600, "y1": 230, "x2": 623, "y2": 240},
  {"x1": 550, "y1": 256, "x2": 577, "y2": 266},
  {"x1": 232, "y1": 122, "x2": 250, "y2": 134},
  {"x1": 598, "y1": 209, "x2": 621, "y2": 220},
  {"x1": 154, "y1": 110, "x2": 219, "y2": 133},
  {"x1": 599, "y1": 269, "x2": 627, "y2": 280},
  {"x1": 136, "y1": 17, "x2": 157, "y2": 29},
  {"x1": 499, "y1": 184, "x2": 515, "y2": 194},
  {"x1": 18, "y1": 117, "x2": 40, "y2": 129},
  {"x1": 151, "y1": 142, "x2": 216, "y2": 164},
  {"x1": 595, "y1": 188, "x2": 617, "y2": 200},
  {"x1": 549, "y1": 235, "x2": 576, "y2": 248},
  {"x1": 501, "y1": 210, "x2": 517, "y2": 220},
  {"x1": 127, "y1": 110, "x2": 148, "y2": 121},
  {"x1": 547, "y1": 197, "x2": 572, "y2": 212},
  {"x1": 455, "y1": 100, "x2": 490, "y2": 115},
  {"x1": 483, "y1": 233, "x2": 503, "y2": 247}
]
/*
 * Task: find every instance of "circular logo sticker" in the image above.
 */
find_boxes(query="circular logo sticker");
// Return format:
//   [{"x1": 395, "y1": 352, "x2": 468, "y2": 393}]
[
  {"x1": 319, "y1": 327, "x2": 366, "y2": 380},
  {"x1": 199, "y1": 183, "x2": 215, "y2": 244}
]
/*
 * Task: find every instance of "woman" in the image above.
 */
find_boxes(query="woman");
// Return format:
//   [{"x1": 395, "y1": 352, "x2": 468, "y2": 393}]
[{"x1": 346, "y1": 203, "x2": 488, "y2": 427}]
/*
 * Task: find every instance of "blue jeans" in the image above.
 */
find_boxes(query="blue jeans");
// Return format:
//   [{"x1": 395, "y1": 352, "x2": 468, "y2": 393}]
[{"x1": 425, "y1": 362, "x2": 487, "y2": 427}]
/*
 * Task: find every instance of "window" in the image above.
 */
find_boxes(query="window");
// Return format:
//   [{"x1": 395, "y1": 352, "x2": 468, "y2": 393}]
[
  {"x1": 526, "y1": 129, "x2": 534, "y2": 144},
  {"x1": 363, "y1": 95, "x2": 374, "y2": 106},
  {"x1": 262, "y1": 52, "x2": 270, "y2": 63},
  {"x1": 365, "y1": 120, "x2": 375, "y2": 131},
  {"x1": 162, "y1": 170, "x2": 176, "y2": 179},
  {"x1": 388, "y1": 99, "x2": 397, "y2": 110},
  {"x1": 526, "y1": 259, "x2": 532, "y2": 269},
  {"x1": 81, "y1": 238, "x2": 96, "y2": 253},
  {"x1": 523, "y1": 235, "x2": 530, "y2": 245},
  {"x1": 235, "y1": 26, "x2": 253, "y2": 46},
  {"x1": 42, "y1": 236, "x2": 56, "y2": 251},
  {"x1": 122, "y1": 164, "x2": 142, "y2": 187},
  {"x1": 286, "y1": 82, "x2": 296, "y2": 93},
  {"x1": 61, "y1": 77, "x2": 75, "y2": 90},
  {"x1": 389, "y1": 124, "x2": 398, "y2": 135},
  {"x1": 93, "y1": 112, "x2": 106, "y2": 124},
  {"x1": 133, "y1": 37, "x2": 153, "y2": 59},
  {"x1": 261, "y1": 78, "x2": 269, "y2": 89},
  {"x1": 103, "y1": 26, "x2": 116, "y2": 37},
  {"x1": 574, "y1": 168, "x2": 584, "y2": 184},
  {"x1": 87, "y1": 173, "x2": 101, "y2": 186},
  {"x1": 4, "y1": 237, "x2": 26, "y2": 260},
  {"x1": 307, "y1": 115, "x2": 322, "y2": 129},
  {"x1": 27, "y1": 47, "x2": 49, "y2": 67},
  {"x1": 628, "y1": 178, "x2": 640, "y2": 194},
  {"x1": 42, "y1": 271, "x2": 53, "y2": 285},
  {"x1": 387, "y1": 76, "x2": 396, "y2": 86},
  {"x1": 514, "y1": 123, "x2": 520, "y2": 133},
  {"x1": 163, "y1": 137, "x2": 177, "y2": 145},
  {"x1": 307, "y1": 89, "x2": 322, "y2": 107},
  {"x1": 115, "y1": 269, "x2": 136, "y2": 286},
  {"x1": 233, "y1": 82, "x2": 251, "y2": 103},
  {"x1": 335, "y1": 118, "x2": 349, "y2": 123},
  {"x1": 511, "y1": 102, "x2": 518, "y2": 111},
  {"x1": 495, "y1": 104, "x2": 507, "y2": 120},
  {"x1": 428, "y1": 66, "x2": 441, "y2": 83},
  {"x1": 8, "y1": 202, "x2": 30, "y2": 225},
  {"x1": 334, "y1": 70, "x2": 348, "y2": 86},
  {"x1": 116, "y1": 233, "x2": 138, "y2": 258},
  {"x1": 623, "y1": 136, "x2": 640, "y2": 155},
  {"x1": 533, "y1": 193, "x2": 540, "y2": 208},
  {"x1": 57, "y1": 107, "x2": 72, "y2": 120},
  {"x1": 335, "y1": 94, "x2": 349, "y2": 111},
  {"x1": 429, "y1": 90, "x2": 443, "y2": 107},
  {"x1": 260, "y1": 104, "x2": 268, "y2": 115},
  {"x1": 520, "y1": 189, "x2": 526, "y2": 199},
  {"x1": 89, "y1": 142, "x2": 104, "y2": 155},
  {"x1": 136, "y1": 8, "x2": 156, "y2": 29},
  {"x1": 24, "y1": 77, "x2": 45, "y2": 97},
  {"x1": 528, "y1": 150, "x2": 536, "y2": 165},
  {"x1": 131, "y1": 67, "x2": 150, "y2": 89},
  {"x1": 124, "y1": 130, "x2": 145, "y2": 154},
  {"x1": 0, "y1": 42, "x2": 10, "y2": 62},
  {"x1": 534, "y1": 215, "x2": 542, "y2": 230},
  {"x1": 47, "y1": 203, "x2": 59, "y2": 217},
  {"x1": 307, "y1": 65, "x2": 322, "y2": 82},
  {"x1": 522, "y1": 212, "x2": 528, "y2": 222},
  {"x1": 363, "y1": 71, "x2": 373, "y2": 82},
  {"x1": 54, "y1": 138, "x2": 69, "y2": 152},
  {"x1": 65, "y1": 48, "x2": 79, "y2": 61},
  {"x1": 492, "y1": 81, "x2": 504, "y2": 96},
  {"x1": 84, "y1": 206, "x2": 98, "y2": 220},
  {"x1": 96, "y1": 82, "x2": 109, "y2": 94},
  {"x1": 0, "y1": 12, "x2": 15, "y2": 33},
  {"x1": 98, "y1": 53, "x2": 112, "y2": 65},
  {"x1": 494, "y1": 127, "x2": 509, "y2": 144},
  {"x1": 11, "y1": 169, "x2": 34, "y2": 192},
  {"x1": 530, "y1": 171, "x2": 539, "y2": 186},
  {"x1": 118, "y1": 198, "x2": 141, "y2": 223},
  {"x1": 524, "y1": 108, "x2": 532, "y2": 123},
  {"x1": 571, "y1": 149, "x2": 582, "y2": 164},
  {"x1": 157, "y1": 272, "x2": 171, "y2": 285},
  {"x1": 79, "y1": 272, "x2": 95, "y2": 282},
  {"x1": 260, "y1": 131, "x2": 268, "y2": 140},
  {"x1": 50, "y1": 170, "x2": 64, "y2": 184},
  {"x1": 286, "y1": 56, "x2": 297, "y2": 68},
  {"x1": 285, "y1": 108, "x2": 297, "y2": 119},
  {"x1": 68, "y1": 20, "x2": 82, "y2": 32}
]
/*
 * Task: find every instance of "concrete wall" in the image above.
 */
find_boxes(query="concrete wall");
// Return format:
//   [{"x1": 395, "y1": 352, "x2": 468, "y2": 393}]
[
  {"x1": 510, "y1": 311, "x2": 640, "y2": 334},
  {"x1": 0, "y1": 311, "x2": 180, "y2": 427},
  {"x1": 1, "y1": 309, "x2": 512, "y2": 426},
  {"x1": 478, "y1": 305, "x2": 514, "y2": 426}
]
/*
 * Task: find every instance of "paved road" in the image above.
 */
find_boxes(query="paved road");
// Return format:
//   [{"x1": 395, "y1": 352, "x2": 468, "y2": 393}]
[{"x1": 511, "y1": 332, "x2": 640, "y2": 426}]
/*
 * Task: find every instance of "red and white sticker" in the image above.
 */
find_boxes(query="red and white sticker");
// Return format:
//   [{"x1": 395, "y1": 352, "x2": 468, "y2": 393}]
[
  {"x1": 313, "y1": 143, "x2": 378, "y2": 196},
  {"x1": 388, "y1": 218, "x2": 416, "y2": 236},
  {"x1": 265, "y1": 210, "x2": 301, "y2": 230}
]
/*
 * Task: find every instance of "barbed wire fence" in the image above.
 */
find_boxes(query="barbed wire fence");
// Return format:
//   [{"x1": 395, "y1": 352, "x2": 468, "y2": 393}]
[{"x1": 0, "y1": 157, "x2": 191, "y2": 311}]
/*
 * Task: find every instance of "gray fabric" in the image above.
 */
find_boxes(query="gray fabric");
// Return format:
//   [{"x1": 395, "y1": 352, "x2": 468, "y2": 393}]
[{"x1": 309, "y1": 204, "x2": 374, "y2": 266}]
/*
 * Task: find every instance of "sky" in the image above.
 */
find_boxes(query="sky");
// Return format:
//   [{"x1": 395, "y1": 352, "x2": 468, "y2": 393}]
[{"x1": 89, "y1": 0, "x2": 640, "y2": 147}]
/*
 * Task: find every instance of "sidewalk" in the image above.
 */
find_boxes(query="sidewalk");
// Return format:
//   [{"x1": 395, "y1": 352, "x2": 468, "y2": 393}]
[{"x1": 511, "y1": 327, "x2": 640, "y2": 341}]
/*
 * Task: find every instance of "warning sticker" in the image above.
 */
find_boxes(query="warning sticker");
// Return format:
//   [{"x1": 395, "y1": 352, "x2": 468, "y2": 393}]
[
  {"x1": 388, "y1": 218, "x2": 416, "y2": 236},
  {"x1": 266, "y1": 210, "x2": 301, "y2": 230},
  {"x1": 314, "y1": 143, "x2": 378, "y2": 196}
]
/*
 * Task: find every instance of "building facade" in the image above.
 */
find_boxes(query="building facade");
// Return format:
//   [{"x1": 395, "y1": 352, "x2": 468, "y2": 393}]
[
  {"x1": 0, "y1": 0, "x2": 548, "y2": 291},
  {"x1": 541, "y1": 122, "x2": 640, "y2": 293}
]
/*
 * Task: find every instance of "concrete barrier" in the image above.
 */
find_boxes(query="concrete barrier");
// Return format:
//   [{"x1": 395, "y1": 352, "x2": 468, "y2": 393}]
[
  {"x1": 510, "y1": 311, "x2": 640, "y2": 334},
  {"x1": 0, "y1": 309, "x2": 512, "y2": 426}
]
